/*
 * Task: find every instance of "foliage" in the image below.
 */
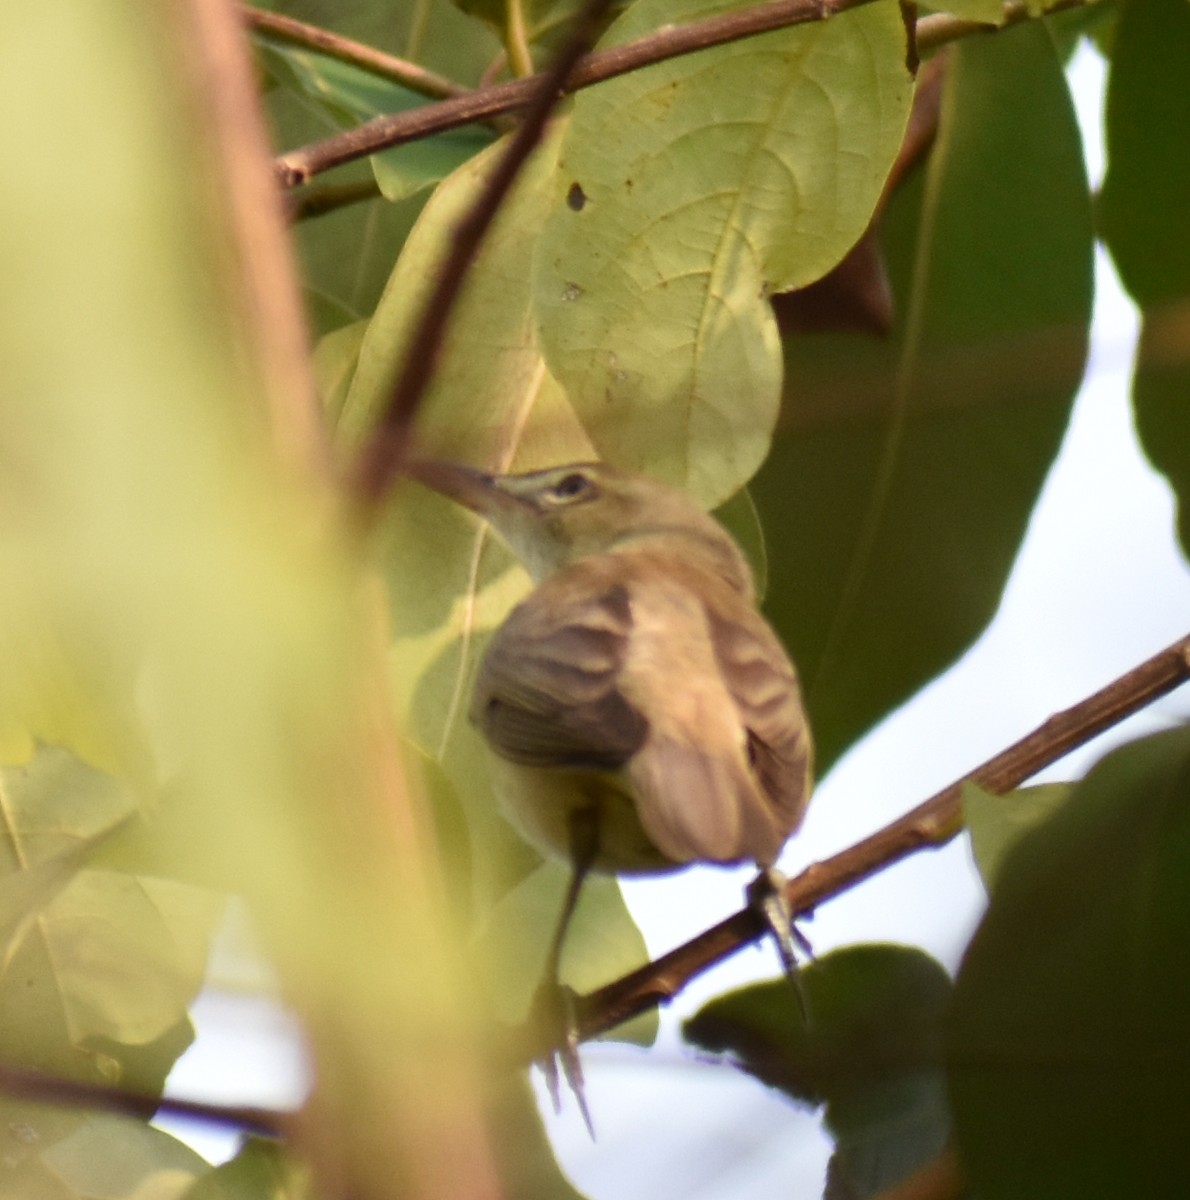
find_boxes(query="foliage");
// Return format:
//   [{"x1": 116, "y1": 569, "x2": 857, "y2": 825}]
[{"x1": 2, "y1": 0, "x2": 1188, "y2": 1196}]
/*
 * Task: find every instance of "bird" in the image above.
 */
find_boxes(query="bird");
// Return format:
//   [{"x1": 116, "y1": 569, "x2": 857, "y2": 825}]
[{"x1": 408, "y1": 459, "x2": 814, "y2": 1121}]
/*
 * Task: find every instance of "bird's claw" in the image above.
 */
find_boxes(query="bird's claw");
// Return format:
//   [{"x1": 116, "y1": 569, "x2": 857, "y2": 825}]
[
  {"x1": 532, "y1": 981, "x2": 595, "y2": 1138},
  {"x1": 748, "y1": 867, "x2": 814, "y2": 1024}
]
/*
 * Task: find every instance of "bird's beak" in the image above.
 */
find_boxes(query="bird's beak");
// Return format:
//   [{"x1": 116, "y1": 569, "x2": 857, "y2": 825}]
[{"x1": 406, "y1": 460, "x2": 522, "y2": 519}]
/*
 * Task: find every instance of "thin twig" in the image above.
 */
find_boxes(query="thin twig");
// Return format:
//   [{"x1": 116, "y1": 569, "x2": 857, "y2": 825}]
[
  {"x1": 0, "y1": 1061, "x2": 286, "y2": 1137},
  {"x1": 243, "y1": 5, "x2": 469, "y2": 101},
  {"x1": 289, "y1": 178, "x2": 382, "y2": 221},
  {"x1": 275, "y1": 0, "x2": 879, "y2": 187},
  {"x1": 917, "y1": 0, "x2": 1090, "y2": 54},
  {"x1": 349, "y1": 0, "x2": 623, "y2": 504},
  {"x1": 560, "y1": 631, "x2": 1190, "y2": 1048},
  {"x1": 274, "y1": 0, "x2": 1099, "y2": 188}
]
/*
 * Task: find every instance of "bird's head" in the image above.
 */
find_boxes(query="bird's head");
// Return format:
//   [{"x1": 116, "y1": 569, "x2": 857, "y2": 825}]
[{"x1": 409, "y1": 460, "x2": 753, "y2": 591}]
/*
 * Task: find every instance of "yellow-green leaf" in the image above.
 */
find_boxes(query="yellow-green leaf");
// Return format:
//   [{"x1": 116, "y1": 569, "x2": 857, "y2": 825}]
[{"x1": 533, "y1": 0, "x2": 914, "y2": 505}]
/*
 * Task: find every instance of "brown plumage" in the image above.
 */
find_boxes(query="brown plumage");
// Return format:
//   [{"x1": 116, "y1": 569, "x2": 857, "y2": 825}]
[
  {"x1": 473, "y1": 548, "x2": 811, "y2": 874},
  {"x1": 410, "y1": 459, "x2": 814, "y2": 1118}
]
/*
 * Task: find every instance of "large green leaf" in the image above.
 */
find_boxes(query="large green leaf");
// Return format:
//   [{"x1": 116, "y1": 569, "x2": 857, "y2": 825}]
[
  {"x1": 684, "y1": 945, "x2": 953, "y2": 1199},
  {"x1": 947, "y1": 728, "x2": 1190, "y2": 1197},
  {"x1": 1099, "y1": 0, "x2": 1190, "y2": 557},
  {"x1": 753, "y1": 21, "x2": 1093, "y2": 774},
  {"x1": 533, "y1": 0, "x2": 913, "y2": 506}
]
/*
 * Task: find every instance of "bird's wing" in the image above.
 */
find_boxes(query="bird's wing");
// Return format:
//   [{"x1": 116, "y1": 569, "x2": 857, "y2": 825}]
[
  {"x1": 471, "y1": 574, "x2": 648, "y2": 769},
  {"x1": 703, "y1": 598, "x2": 814, "y2": 835}
]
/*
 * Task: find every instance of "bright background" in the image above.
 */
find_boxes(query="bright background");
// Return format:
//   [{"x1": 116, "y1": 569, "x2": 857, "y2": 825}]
[{"x1": 159, "y1": 40, "x2": 1190, "y2": 1198}]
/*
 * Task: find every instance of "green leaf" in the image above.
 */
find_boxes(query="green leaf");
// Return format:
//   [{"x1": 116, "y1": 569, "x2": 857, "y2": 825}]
[
  {"x1": 183, "y1": 1138, "x2": 304, "y2": 1200},
  {"x1": 684, "y1": 945, "x2": 952, "y2": 1198},
  {"x1": 924, "y1": 0, "x2": 1005, "y2": 21},
  {"x1": 474, "y1": 862, "x2": 655, "y2": 1043},
  {"x1": 948, "y1": 727, "x2": 1190, "y2": 1198},
  {"x1": 533, "y1": 0, "x2": 913, "y2": 507},
  {"x1": 753, "y1": 21, "x2": 1093, "y2": 774},
  {"x1": 313, "y1": 319, "x2": 368, "y2": 421},
  {"x1": 264, "y1": 0, "x2": 499, "y2": 84},
  {"x1": 1099, "y1": 0, "x2": 1190, "y2": 558},
  {"x1": 0, "y1": 747, "x2": 140, "y2": 954},
  {"x1": 962, "y1": 780, "x2": 1073, "y2": 892},
  {"x1": 41, "y1": 872, "x2": 221, "y2": 1048},
  {"x1": 1099, "y1": 0, "x2": 1190, "y2": 308},
  {"x1": 14, "y1": 1115, "x2": 210, "y2": 1200},
  {"x1": 259, "y1": 45, "x2": 491, "y2": 202},
  {"x1": 713, "y1": 488, "x2": 768, "y2": 602},
  {"x1": 486, "y1": 1074, "x2": 591, "y2": 1199}
]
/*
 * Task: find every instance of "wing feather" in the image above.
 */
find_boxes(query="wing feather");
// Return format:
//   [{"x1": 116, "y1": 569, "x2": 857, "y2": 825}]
[
  {"x1": 704, "y1": 597, "x2": 813, "y2": 835},
  {"x1": 471, "y1": 575, "x2": 648, "y2": 769}
]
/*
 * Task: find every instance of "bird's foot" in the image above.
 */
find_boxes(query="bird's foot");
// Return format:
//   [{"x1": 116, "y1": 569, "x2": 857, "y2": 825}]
[
  {"x1": 531, "y1": 980, "x2": 595, "y2": 1138},
  {"x1": 747, "y1": 867, "x2": 814, "y2": 1023}
]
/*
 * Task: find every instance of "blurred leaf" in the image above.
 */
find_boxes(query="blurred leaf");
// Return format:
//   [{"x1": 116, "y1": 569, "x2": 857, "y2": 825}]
[
  {"x1": 40, "y1": 872, "x2": 221, "y2": 1048},
  {"x1": 533, "y1": 0, "x2": 913, "y2": 507},
  {"x1": 475, "y1": 862, "x2": 654, "y2": 1043},
  {"x1": 10, "y1": 1115, "x2": 209, "y2": 1200},
  {"x1": 3, "y1": 4, "x2": 495, "y2": 1198},
  {"x1": 713, "y1": 488, "x2": 768, "y2": 602},
  {"x1": 257, "y1": 47, "x2": 431, "y2": 336},
  {"x1": 312, "y1": 319, "x2": 368, "y2": 420},
  {"x1": 1098, "y1": 0, "x2": 1190, "y2": 558},
  {"x1": 258, "y1": 44, "x2": 491, "y2": 202},
  {"x1": 486, "y1": 1074, "x2": 590, "y2": 1199},
  {"x1": 184, "y1": 1138, "x2": 305, "y2": 1200},
  {"x1": 1098, "y1": 0, "x2": 1190, "y2": 309},
  {"x1": 928, "y1": 0, "x2": 1005, "y2": 20},
  {"x1": 962, "y1": 780, "x2": 1073, "y2": 892},
  {"x1": 264, "y1": 0, "x2": 499, "y2": 83},
  {"x1": 293, "y1": 194, "x2": 426, "y2": 335},
  {"x1": 754, "y1": 21, "x2": 1093, "y2": 775},
  {"x1": 453, "y1": 0, "x2": 627, "y2": 62},
  {"x1": 947, "y1": 728, "x2": 1190, "y2": 1197},
  {"x1": 0, "y1": 748, "x2": 140, "y2": 956},
  {"x1": 685, "y1": 945, "x2": 952, "y2": 1198}
]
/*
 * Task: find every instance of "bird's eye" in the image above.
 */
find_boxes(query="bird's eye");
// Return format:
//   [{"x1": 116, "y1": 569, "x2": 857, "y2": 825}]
[{"x1": 549, "y1": 472, "x2": 591, "y2": 501}]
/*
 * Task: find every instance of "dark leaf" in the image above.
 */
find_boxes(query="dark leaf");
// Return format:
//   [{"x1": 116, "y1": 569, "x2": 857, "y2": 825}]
[
  {"x1": 754, "y1": 22, "x2": 1093, "y2": 775},
  {"x1": 948, "y1": 727, "x2": 1190, "y2": 1197}
]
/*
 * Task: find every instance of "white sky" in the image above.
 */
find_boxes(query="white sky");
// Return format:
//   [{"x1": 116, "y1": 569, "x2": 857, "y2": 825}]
[{"x1": 160, "y1": 38, "x2": 1190, "y2": 1198}]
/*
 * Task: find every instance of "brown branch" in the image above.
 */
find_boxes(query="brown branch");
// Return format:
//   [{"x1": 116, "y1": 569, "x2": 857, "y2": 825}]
[
  {"x1": 273, "y1": 0, "x2": 1101, "y2": 188},
  {"x1": 274, "y1": 0, "x2": 880, "y2": 187},
  {"x1": 0, "y1": 1061, "x2": 287, "y2": 1137},
  {"x1": 288, "y1": 178, "x2": 382, "y2": 221},
  {"x1": 243, "y1": 5, "x2": 468, "y2": 101},
  {"x1": 562, "y1": 631, "x2": 1190, "y2": 1047},
  {"x1": 916, "y1": 0, "x2": 1092, "y2": 54},
  {"x1": 348, "y1": 0, "x2": 623, "y2": 505}
]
